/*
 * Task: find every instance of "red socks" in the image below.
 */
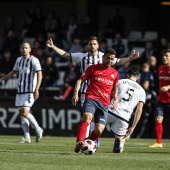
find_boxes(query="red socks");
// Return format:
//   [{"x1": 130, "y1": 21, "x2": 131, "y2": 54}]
[
  {"x1": 86, "y1": 130, "x2": 101, "y2": 141},
  {"x1": 76, "y1": 121, "x2": 89, "y2": 142},
  {"x1": 155, "y1": 122, "x2": 163, "y2": 143}
]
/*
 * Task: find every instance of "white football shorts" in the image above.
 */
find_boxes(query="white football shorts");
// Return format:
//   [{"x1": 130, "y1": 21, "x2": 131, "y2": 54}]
[
  {"x1": 107, "y1": 111, "x2": 129, "y2": 136},
  {"x1": 15, "y1": 93, "x2": 35, "y2": 108}
]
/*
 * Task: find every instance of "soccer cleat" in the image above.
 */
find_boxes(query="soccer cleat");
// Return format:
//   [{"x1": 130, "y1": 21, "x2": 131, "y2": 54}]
[
  {"x1": 149, "y1": 142, "x2": 163, "y2": 148},
  {"x1": 113, "y1": 138, "x2": 122, "y2": 153},
  {"x1": 35, "y1": 128, "x2": 44, "y2": 142},
  {"x1": 74, "y1": 141, "x2": 84, "y2": 153},
  {"x1": 19, "y1": 137, "x2": 31, "y2": 144},
  {"x1": 95, "y1": 139, "x2": 100, "y2": 149}
]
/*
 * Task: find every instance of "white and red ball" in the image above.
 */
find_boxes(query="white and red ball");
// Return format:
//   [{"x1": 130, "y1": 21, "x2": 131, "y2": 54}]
[{"x1": 81, "y1": 139, "x2": 97, "y2": 155}]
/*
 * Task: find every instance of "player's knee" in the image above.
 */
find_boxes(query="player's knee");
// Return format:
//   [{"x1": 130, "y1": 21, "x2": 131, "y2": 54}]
[
  {"x1": 113, "y1": 138, "x2": 123, "y2": 153},
  {"x1": 19, "y1": 109, "x2": 28, "y2": 117},
  {"x1": 155, "y1": 116, "x2": 163, "y2": 123}
]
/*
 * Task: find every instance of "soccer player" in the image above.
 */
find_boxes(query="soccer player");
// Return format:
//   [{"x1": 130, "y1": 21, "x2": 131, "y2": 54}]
[
  {"x1": 149, "y1": 49, "x2": 170, "y2": 148},
  {"x1": 72, "y1": 48, "x2": 119, "y2": 153},
  {"x1": 107, "y1": 67, "x2": 146, "y2": 153},
  {"x1": 46, "y1": 36, "x2": 139, "y2": 147},
  {"x1": 0, "y1": 42, "x2": 43, "y2": 143}
]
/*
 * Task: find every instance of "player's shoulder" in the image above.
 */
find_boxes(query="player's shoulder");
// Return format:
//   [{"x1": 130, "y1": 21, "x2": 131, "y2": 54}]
[{"x1": 98, "y1": 51, "x2": 104, "y2": 56}]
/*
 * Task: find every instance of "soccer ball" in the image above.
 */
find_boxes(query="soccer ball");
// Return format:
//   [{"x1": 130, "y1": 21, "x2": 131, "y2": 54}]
[{"x1": 81, "y1": 139, "x2": 97, "y2": 155}]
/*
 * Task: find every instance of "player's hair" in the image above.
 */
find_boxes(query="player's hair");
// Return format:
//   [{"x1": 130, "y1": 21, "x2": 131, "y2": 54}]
[
  {"x1": 161, "y1": 49, "x2": 170, "y2": 55},
  {"x1": 88, "y1": 36, "x2": 98, "y2": 42},
  {"x1": 104, "y1": 48, "x2": 116, "y2": 55},
  {"x1": 127, "y1": 66, "x2": 139, "y2": 76}
]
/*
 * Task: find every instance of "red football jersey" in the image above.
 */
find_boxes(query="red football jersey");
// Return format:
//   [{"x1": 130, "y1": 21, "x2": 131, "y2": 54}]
[
  {"x1": 81, "y1": 64, "x2": 119, "y2": 106},
  {"x1": 158, "y1": 65, "x2": 170, "y2": 103}
]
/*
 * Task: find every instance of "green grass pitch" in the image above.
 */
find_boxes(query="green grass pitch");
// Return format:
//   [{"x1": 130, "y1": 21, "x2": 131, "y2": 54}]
[{"x1": 0, "y1": 136, "x2": 170, "y2": 170}]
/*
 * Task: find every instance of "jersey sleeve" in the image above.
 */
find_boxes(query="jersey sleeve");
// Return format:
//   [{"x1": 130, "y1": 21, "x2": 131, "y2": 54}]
[
  {"x1": 70, "y1": 52, "x2": 86, "y2": 63},
  {"x1": 140, "y1": 88, "x2": 146, "y2": 104},
  {"x1": 13, "y1": 58, "x2": 19, "y2": 72},
  {"x1": 33, "y1": 57, "x2": 42, "y2": 71}
]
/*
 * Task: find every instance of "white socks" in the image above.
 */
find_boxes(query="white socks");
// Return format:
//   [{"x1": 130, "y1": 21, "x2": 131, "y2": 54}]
[
  {"x1": 20, "y1": 116, "x2": 30, "y2": 139},
  {"x1": 85, "y1": 122, "x2": 95, "y2": 138},
  {"x1": 26, "y1": 113, "x2": 41, "y2": 132}
]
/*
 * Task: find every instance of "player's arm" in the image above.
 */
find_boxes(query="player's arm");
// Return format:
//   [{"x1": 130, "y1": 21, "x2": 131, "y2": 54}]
[
  {"x1": 124, "y1": 102, "x2": 144, "y2": 139},
  {"x1": 116, "y1": 50, "x2": 139, "y2": 66},
  {"x1": 72, "y1": 78, "x2": 82, "y2": 106},
  {"x1": 46, "y1": 38, "x2": 71, "y2": 60},
  {"x1": 160, "y1": 84, "x2": 170, "y2": 92},
  {"x1": 110, "y1": 83, "x2": 118, "y2": 110},
  {"x1": 0, "y1": 70, "x2": 17, "y2": 82},
  {"x1": 34, "y1": 71, "x2": 43, "y2": 100}
]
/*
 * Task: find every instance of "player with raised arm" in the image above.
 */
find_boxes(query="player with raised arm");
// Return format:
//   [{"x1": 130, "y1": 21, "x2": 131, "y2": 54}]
[
  {"x1": 46, "y1": 36, "x2": 139, "y2": 148},
  {"x1": 0, "y1": 42, "x2": 43, "y2": 143},
  {"x1": 107, "y1": 67, "x2": 146, "y2": 153}
]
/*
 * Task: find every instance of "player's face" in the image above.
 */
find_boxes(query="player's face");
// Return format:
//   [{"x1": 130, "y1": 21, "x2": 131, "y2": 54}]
[
  {"x1": 162, "y1": 52, "x2": 170, "y2": 66},
  {"x1": 21, "y1": 43, "x2": 31, "y2": 57},
  {"x1": 102, "y1": 54, "x2": 115, "y2": 68},
  {"x1": 88, "y1": 40, "x2": 99, "y2": 54}
]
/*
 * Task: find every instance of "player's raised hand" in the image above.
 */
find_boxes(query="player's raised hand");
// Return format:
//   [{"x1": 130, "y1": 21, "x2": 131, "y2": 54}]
[
  {"x1": 131, "y1": 50, "x2": 139, "y2": 60},
  {"x1": 46, "y1": 38, "x2": 54, "y2": 48}
]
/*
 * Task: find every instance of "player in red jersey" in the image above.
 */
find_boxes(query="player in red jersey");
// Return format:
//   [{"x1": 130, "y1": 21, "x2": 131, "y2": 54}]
[
  {"x1": 72, "y1": 48, "x2": 119, "y2": 153},
  {"x1": 149, "y1": 49, "x2": 170, "y2": 148}
]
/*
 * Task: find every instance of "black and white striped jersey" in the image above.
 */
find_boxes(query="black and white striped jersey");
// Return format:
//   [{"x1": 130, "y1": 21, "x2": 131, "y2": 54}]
[
  {"x1": 71, "y1": 51, "x2": 118, "y2": 93},
  {"x1": 13, "y1": 55, "x2": 42, "y2": 94}
]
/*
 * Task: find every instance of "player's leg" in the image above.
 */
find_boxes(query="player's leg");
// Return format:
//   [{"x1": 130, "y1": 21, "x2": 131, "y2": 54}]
[
  {"x1": 20, "y1": 112, "x2": 31, "y2": 143},
  {"x1": 19, "y1": 93, "x2": 43, "y2": 142},
  {"x1": 149, "y1": 102, "x2": 164, "y2": 148},
  {"x1": 89, "y1": 120, "x2": 100, "y2": 148},
  {"x1": 113, "y1": 136, "x2": 125, "y2": 153},
  {"x1": 108, "y1": 112, "x2": 129, "y2": 153},
  {"x1": 149, "y1": 116, "x2": 163, "y2": 147},
  {"x1": 86, "y1": 103, "x2": 107, "y2": 144},
  {"x1": 75, "y1": 98, "x2": 94, "y2": 153},
  {"x1": 16, "y1": 94, "x2": 31, "y2": 143},
  {"x1": 75, "y1": 112, "x2": 92, "y2": 153}
]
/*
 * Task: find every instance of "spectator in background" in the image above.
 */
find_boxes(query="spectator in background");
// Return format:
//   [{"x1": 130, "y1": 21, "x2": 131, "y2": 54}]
[
  {"x1": 157, "y1": 37, "x2": 169, "y2": 65},
  {"x1": 112, "y1": 32, "x2": 129, "y2": 58},
  {"x1": 25, "y1": 6, "x2": 46, "y2": 37},
  {"x1": 135, "y1": 78, "x2": 157, "y2": 138},
  {"x1": 2, "y1": 29, "x2": 20, "y2": 60},
  {"x1": 117, "y1": 62, "x2": 130, "y2": 79},
  {"x1": 78, "y1": 15, "x2": 96, "y2": 44},
  {"x1": 98, "y1": 39, "x2": 108, "y2": 53},
  {"x1": 149, "y1": 55, "x2": 158, "y2": 92},
  {"x1": 31, "y1": 40, "x2": 42, "y2": 56},
  {"x1": 34, "y1": 47, "x2": 47, "y2": 66},
  {"x1": 62, "y1": 14, "x2": 79, "y2": 49},
  {"x1": 139, "y1": 63, "x2": 155, "y2": 88},
  {"x1": 0, "y1": 50, "x2": 15, "y2": 77},
  {"x1": 3, "y1": 14, "x2": 17, "y2": 35},
  {"x1": 104, "y1": 7, "x2": 125, "y2": 38},
  {"x1": 69, "y1": 36, "x2": 84, "y2": 53},
  {"x1": 34, "y1": 33, "x2": 47, "y2": 49},
  {"x1": 42, "y1": 56, "x2": 59, "y2": 87},
  {"x1": 44, "y1": 10, "x2": 61, "y2": 33},
  {"x1": 54, "y1": 61, "x2": 80, "y2": 100},
  {"x1": 140, "y1": 41, "x2": 158, "y2": 65}
]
